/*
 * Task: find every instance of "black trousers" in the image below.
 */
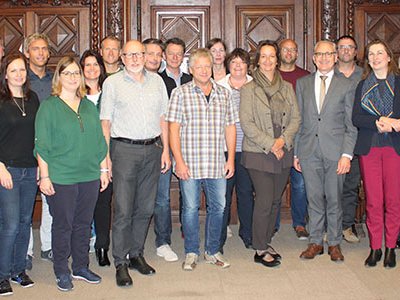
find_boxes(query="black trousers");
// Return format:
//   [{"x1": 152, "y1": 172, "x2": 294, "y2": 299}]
[
  {"x1": 48, "y1": 180, "x2": 99, "y2": 277},
  {"x1": 94, "y1": 183, "x2": 113, "y2": 250}
]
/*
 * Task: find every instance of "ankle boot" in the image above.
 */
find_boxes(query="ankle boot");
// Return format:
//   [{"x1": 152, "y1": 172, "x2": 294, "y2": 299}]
[
  {"x1": 96, "y1": 248, "x2": 111, "y2": 267},
  {"x1": 383, "y1": 247, "x2": 396, "y2": 269},
  {"x1": 364, "y1": 248, "x2": 382, "y2": 267}
]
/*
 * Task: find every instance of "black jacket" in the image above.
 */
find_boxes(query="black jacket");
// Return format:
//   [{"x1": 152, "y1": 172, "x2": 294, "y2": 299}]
[
  {"x1": 159, "y1": 70, "x2": 192, "y2": 98},
  {"x1": 352, "y1": 75, "x2": 400, "y2": 155}
]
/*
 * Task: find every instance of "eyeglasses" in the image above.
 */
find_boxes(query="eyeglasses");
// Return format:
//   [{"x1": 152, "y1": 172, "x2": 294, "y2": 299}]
[
  {"x1": 338, "y1": 45, "x2": 356, "y2": 50},
  {"x1": 281, "y1": 47, "x2": 298, "y2": 53},
  {"x1": 122, "y1": 52, "x2": 145, "y2": 59},
  {"x1": 314, "y1": 52, "x2": 336, "y2": 58},
  {"x1": 61, "y1": 71, "x2": 81, "y2": 78}
]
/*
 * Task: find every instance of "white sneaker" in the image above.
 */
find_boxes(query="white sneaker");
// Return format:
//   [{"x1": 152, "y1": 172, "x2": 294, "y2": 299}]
[
  {"x1": 204, "y1": 252, "x2": 230, "y2": 268},
  {"x1": 156, "y1": 244, "x2": 178, "y2": 262},
  {"x1": 182, "y1": 253, "x2": 198, "y2": 271}
]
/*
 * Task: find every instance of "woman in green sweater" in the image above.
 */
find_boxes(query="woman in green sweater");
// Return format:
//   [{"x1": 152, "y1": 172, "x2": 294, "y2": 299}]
[{"x1": 34, "y1": 56, "x2": 108, "y2": 292}]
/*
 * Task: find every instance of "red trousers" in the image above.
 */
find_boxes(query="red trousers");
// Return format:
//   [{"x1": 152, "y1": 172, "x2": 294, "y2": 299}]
[{"x1": 359, "y1": 146, "x2": 400, "y2": 249}]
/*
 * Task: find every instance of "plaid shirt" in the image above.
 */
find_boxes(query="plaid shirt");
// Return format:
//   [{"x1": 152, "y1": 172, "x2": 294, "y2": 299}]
[{"x1": 166, "y1": 79, "x2": 239, "y2": 179}]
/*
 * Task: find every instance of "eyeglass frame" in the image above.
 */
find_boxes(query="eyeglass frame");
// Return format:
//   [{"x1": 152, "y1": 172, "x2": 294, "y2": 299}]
[{"x1": 314, "y1": 51, "x2": 336, "y2": 58}]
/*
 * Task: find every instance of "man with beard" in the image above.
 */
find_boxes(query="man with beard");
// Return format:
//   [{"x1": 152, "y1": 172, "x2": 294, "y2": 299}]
[
  {"x1": 101, "y1": 40, "x2": 170, "y2": 287},
  {"x1": 278, "y1": 39, "x2": 310, "y2": 240},
  {"x1": 335, "y1": 35, "x2": 363, "y2": 243}
]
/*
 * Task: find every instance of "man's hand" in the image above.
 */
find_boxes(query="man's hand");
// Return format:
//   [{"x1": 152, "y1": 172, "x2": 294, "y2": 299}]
[
  {"x1": 160, "y1": 150, "x2": 171, "y2": 174},
  {"x1": 175, "y1": 161, "x2": 191, "y2": 180},
  {"x1": 337, "y1": 156, "x2": 351, "y2": 175},
  {"x1": 224, "y1": 160, "x2": 235, "y2": 179}
]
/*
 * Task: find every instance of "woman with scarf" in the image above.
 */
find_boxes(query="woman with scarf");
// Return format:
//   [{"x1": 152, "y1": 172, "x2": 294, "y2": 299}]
[
  {"x1": 352, "y1": 39, "x2": 400, "y2": 269},
  {"x1": 240, "y1": 40, "x2": 300, "y2": 267}
]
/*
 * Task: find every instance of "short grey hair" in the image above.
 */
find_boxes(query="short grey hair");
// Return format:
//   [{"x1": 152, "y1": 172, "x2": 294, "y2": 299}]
[{"x1": 189, "y1": 48, "x2": 213, "y2": 68}]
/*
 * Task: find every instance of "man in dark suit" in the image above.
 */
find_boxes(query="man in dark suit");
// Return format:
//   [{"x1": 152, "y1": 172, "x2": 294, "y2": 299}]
[
  {"x1": 294, "y1": 40, "x2": 357, "y2": 262},
  {"x1": 154, "y1": 38, "x2": 192, "y2": 262}
]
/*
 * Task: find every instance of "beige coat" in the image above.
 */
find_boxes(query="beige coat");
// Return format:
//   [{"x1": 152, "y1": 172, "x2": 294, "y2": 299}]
[{"x1": 239, "y1": 77, "x2": 300, "y2": 154}]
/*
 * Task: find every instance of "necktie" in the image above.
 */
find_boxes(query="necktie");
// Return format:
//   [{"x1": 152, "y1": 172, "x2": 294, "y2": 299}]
[{"x1": 319, "y1": 75, "x2": 328, "y2": 111}]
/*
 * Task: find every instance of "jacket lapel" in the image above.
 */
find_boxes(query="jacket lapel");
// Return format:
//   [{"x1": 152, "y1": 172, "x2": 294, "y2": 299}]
[{"x1": 254, "y1": 85, "x2": 270, "y2": 108}]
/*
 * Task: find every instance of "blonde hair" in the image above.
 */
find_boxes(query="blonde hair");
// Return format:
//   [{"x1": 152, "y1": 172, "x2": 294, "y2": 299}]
[
  {"x1": 52, "y1": 56, "x2": 87, "y2": 98},
  {"x1": 24, "y1": 33, "x2": 50, "y2": 53},
  {"x1": 189, "y1": 48, "x2": 213, "y2": 68}
]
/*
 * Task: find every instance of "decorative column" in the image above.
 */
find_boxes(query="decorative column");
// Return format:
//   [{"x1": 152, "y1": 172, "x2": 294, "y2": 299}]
[{"x1": 321, "y1": 0, "x2": 339, "y2": 40}]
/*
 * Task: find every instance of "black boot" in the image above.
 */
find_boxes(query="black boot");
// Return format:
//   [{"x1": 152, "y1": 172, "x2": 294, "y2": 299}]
[
  {"x1": 383, "y1": 247, "x2": 396, "y2": 269},
  {"x1": 364, "y1": 248, "x2": 382, "y2": 267},
  {"x1": 96, "y1": 248, "x2": 111, "y2": 267}
]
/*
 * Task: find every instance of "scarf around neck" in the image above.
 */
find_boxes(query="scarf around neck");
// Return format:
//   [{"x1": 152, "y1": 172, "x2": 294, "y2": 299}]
[
  {"x1": 252, "y1": 68, "x2": 282, "y2": 98},
  {"x1": 361, "y1": 72, "x2": 395, "y2": 117}
]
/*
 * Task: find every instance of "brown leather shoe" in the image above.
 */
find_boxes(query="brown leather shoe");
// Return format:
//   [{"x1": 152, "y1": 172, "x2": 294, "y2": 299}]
[
  {"x1": 299, "y1": 243, "x2": 324, "y2": 259},
  {"x1": 328, "y1": 245, "x2": 344, "y2": 262}
]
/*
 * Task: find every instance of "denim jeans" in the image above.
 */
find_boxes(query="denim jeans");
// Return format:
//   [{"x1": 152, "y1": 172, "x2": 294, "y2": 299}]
[
  {"x1": 220, "y1": 152, "x2": 254, "y2": 249},
  {"x1": 0, "y1": 167, "x2": 37, "y2": 280},
  {"x1": 180, "y1": 178, "x2": 226, "y2": 255},
  {"x1": 154, "y1": 168, "x2": 172, "y2": 247},
  {"x1": 290, "y1": 167, "x2": 308, "y2": 227}
]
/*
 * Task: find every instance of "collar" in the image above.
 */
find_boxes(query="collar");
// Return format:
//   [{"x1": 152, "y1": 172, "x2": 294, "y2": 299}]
[
  {"x1": 28, "y1": 67, "x2": 52, "y2": 80},
  {"x1": 165, "y1": 67, "x2": 183, "y2": 81},
  {"x1": 316, "y1": 69, "x2": 334, "y2": 79}
]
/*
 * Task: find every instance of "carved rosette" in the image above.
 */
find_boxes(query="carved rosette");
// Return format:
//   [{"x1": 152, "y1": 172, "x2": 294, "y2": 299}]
[
  {"x1": 108, "y1": 0, "x2": 123, "y2": 39},
  {"x1": 321, "y1": 0, "x2": 338, "y2": 40},
  {"x1": 91, "y1": 0, "x2": 100, "y2": 51}
]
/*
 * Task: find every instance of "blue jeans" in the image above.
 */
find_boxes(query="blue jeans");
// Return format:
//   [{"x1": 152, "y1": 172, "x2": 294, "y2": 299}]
[
  {"x1": 154, "y1": 168, "x2": 172, "y2": 247},
  {"x1": 290, "y1": 167, "x2": 308, "y2": 227},
  {"x1": 0, "y1": 167, "x2": 37, "y2": 280},
  {"x1": 180, "y1": 178, "x2": 226, "y2": 255},
  {"x1": 221, "y1": 152, "x2": 254, "y2": 249}
]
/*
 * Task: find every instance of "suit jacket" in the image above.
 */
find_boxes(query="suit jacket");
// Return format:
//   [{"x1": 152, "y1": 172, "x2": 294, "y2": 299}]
[
  {"x1": 159, "y1": 70, "x2": 192, "y2": 98},
  {"x1": 352, "y1": 75, "x2": 400, "y2": 155},
  {"x1": 295, "y1": 72, "x2": 357, "y2": 161}
]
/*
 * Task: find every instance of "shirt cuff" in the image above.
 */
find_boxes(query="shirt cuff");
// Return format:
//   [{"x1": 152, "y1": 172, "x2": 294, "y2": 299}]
[{"x1": 341, "y1": 153, "x2": 353, "y2": 160}]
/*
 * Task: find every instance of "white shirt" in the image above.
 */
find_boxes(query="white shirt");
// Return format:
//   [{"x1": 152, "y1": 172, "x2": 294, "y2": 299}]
[{"x1": 314, "y1": 69, "x2": 334, "y2": 114}]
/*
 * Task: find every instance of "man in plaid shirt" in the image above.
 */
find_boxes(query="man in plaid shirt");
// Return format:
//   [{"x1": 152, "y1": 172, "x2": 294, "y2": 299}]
[{"x1": 166, "y1": 48, "x2": 238, "y2": 271}]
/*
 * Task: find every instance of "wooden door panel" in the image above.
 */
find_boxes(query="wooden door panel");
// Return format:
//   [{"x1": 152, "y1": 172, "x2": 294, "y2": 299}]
[
  {"x1": 237, "y1": 6, "x2": 294, "y2": 53},
  {"x1": 151, "y1": 6, "x2": 209, "y2": 54}
]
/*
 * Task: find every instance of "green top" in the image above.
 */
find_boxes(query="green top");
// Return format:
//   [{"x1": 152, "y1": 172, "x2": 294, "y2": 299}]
[{"x1": 34, "y1": 95, "x2": 107, "y2": 185}]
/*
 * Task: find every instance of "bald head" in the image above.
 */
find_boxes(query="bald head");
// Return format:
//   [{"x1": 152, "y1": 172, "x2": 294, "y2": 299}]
[{"x1": 122, "y1": 40, "x2": 146, "y2": 75}]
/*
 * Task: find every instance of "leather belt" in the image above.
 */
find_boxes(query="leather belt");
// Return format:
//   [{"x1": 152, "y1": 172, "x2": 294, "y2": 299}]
[{"x1": 112, "y1": 136, "x2": 160, "y2": 145}]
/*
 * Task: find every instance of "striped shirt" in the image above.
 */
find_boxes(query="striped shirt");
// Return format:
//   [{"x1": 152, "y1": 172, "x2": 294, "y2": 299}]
[
  {"x1": 166, "y1": 79, "x2": 239, "y2": 179},
  {"x1": 217, "y1": 74, "x2": 253, "y2": 152}
]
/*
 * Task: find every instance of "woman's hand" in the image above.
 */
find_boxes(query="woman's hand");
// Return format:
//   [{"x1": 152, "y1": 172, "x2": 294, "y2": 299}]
[
  {"x1": 100, "y1": 172, "x2": 109, "y2": 192},
  {"x1": 0, "y1": 165, "x2": 13, "y2": 190},
  {"x1": 39, "y1": 177, "x2": 55, "y2": 196},
  {"x1": 272, "y1": 148, "x2": 285, "y2": 161},
  {"x1": 271, "y1": 137, "x2": 285, "y2": 153},
  {"x1": 376, "y1": 120, "x2": 393, "y2": 133}
]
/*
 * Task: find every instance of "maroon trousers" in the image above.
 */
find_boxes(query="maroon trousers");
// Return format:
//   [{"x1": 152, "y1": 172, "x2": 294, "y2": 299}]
[{"x1": 359, "y1": 146, "x2": 400, "y2": 249}]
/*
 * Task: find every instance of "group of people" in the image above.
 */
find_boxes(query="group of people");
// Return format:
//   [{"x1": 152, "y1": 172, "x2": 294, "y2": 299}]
[{"x1": 0, "y1": 30, "x2": 400, "y2": 297}]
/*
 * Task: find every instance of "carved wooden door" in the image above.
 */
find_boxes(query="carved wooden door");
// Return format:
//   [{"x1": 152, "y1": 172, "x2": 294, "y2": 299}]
[
  {"x1": 0, "y1": 1, "x2": 91, "y2": 68},
  {"x1": 136, "y1": 0, "x2": 311, "y2": 224}
]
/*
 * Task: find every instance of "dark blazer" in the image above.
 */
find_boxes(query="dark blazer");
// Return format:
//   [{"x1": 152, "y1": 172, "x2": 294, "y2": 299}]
[
  {"x1": 352, "y1": 75, "x2": 400, "y2": 155},
  {"x1": 295, "y1": 72, "x2": 357, "y2": 161},
  {"x1": 159, "y1": 70, "x2": 192, "y2": 98}
]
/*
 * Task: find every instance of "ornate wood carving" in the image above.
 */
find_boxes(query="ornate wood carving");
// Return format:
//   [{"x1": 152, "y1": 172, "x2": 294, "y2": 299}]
[
  {"x1": 354, "y1": 0, "x2": 400, "y2": 3},
  {"x1": 236, "y1": 6, "x2": 294, "y2": 54},
  {"x1": 321, "y1": 0, "x2": 338, "y2": 40},
  {"x1": 150, "y1": 6, "x2": 210, "y2": 54},
  {"x1": 4, "y1": 0, "x2": 90, "y2": 7},
  {"x1": 90, "y1": 0, "x2": 99, "y2": 51},
  {"x1": 107, "y1": 0, "x2": 123, "y2": 39}
]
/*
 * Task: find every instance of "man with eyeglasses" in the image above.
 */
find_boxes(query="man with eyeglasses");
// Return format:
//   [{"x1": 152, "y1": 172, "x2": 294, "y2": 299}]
[
  {"x1": 24, "y1": 33, "x2": 54, "y2": 269},
  {"x1": 100, "y1": 40, "x2": 170, "y2": 287},
  {"x1": 100, "y1": 36, "x2": 122, "y2": 75},
  {"x1": 278, "y1": 38, "x2": 310, "y2": 241},
  {"x1": 295, "y1": 40, "x2": 357, "y2": 262},
  {"x1": 335, "y1": 35, "x2": 364, "y2": 244},
  {"x1": 153, "y1": 38, "x2": 192, "y2": 262}
]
